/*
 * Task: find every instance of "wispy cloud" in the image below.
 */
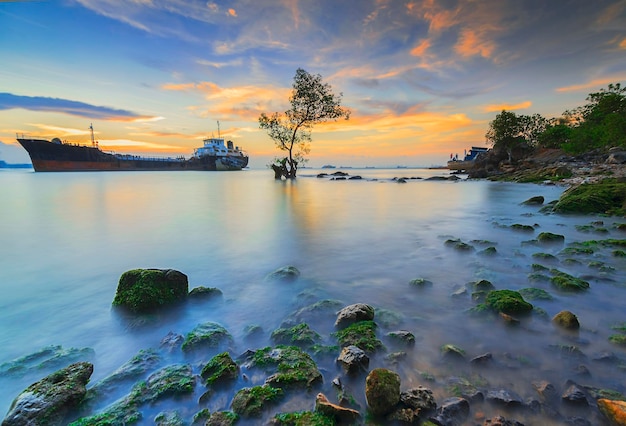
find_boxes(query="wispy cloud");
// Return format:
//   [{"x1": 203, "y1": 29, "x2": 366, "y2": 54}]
[
  {"x1": 556, "y1": 76, "x2": 626, "y2": 93},
  {"x1": 0, "y1": 93, "x2": 159, "y2": 121}
]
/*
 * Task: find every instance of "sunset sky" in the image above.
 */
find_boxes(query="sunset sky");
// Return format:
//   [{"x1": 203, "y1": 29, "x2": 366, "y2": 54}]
[{"x1": 1, "y1": 0, "x2": 625, "y2": 167}]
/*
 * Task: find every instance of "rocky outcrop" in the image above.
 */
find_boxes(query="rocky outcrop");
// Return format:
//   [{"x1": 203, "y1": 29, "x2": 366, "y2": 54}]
[
  {"x1": 314, "y1": 393, "x2": 361, "y2": 423},
  {"x1": 3, "y1": 362, "x2": 93, "y2": 426},
  {"x1": 112, "y1": 269, "x2": 188, "y2": 313},
  {"x1": 336, "y1": 345, "x2": 369, "y2": 374}
]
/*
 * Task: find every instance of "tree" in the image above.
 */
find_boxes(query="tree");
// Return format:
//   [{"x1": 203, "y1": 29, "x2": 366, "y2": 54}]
[{"x1": 259, "y1": 68, "x2": 350, "y2": 179}]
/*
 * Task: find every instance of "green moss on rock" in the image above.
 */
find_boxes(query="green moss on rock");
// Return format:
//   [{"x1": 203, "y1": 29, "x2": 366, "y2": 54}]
[
  {"x1": 553, "y1": 310, "x2": 580, "y2": 329},
  {"x1": 365, "y1": 368, "x2": 401, "y2": 416},
  {"x1": 409, "y1": 278, "x2": 433, "y2": 287},
  {"x1": 485, "y1": 290, "x2": 533, "y2": 314},
  {"x1": 537, "y1": 232, "x2": 565, "y2": 244},
  {"x1": 201, "y1": 352, "x2": 238, "y2": 387},
  {"x1": 273, "y1": 411, "x2": 335, "y2": 426},
  {"x1": 249, "y1": 346, "x2": 322, "y2": 389},
  {"x1": 519, "y1": 287, "x2": 553, "y2": 300},
  {"x1": 182, "y1": 322, "x2": 233, "y2": 352},
  {"x1": 270, "y1": 323, "x2": 321, "y2": 348},
  {"x1": 332, "y1": 321, "x2": 384, "y2": 353},
  {"x1": 112, "y1": 269, "x2": 188, "y2": 313},
  {"x1": 552, "y1": 181, "x2": 626, "y2": 216},
  {"x1": 231, "y1": 385, "x2": 283, "y2": 417},
  {"x1": 511, "y1": 224, "x2": 535, "y2": 232},
  {"x1": 550, "y1": 270, "x2": 590, "y2": 292}
]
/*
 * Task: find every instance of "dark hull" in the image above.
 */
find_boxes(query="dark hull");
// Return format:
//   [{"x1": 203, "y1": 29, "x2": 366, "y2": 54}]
[{"x1": 17, "y1": 138, "x2": 248, "y2": 172}]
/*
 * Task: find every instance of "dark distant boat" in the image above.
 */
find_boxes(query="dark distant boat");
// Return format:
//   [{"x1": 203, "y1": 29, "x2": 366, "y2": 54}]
[
  {"x1": 17, "y1": 123, "x2": 249, "y2": 172},
  {"x1": 447, "y1": 146, "x2": 488, "y2": 171},
  {"x1": 321, "y1": 164, "x2": 336, "y2": 169}
]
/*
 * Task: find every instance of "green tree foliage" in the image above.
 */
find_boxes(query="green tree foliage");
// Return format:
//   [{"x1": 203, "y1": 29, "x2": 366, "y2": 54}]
[
  {"x1": 486, "y1": 83, "x2": 625, "y2": 156},
  {"x1": 562, "y1": 83, "x2": 626, "y2": 153},
  {"x1": 259, "y1": 69, "x2": 350, "y2": 179},
  {"x1": 485, "y1": 110, "x2": 544, "y2": 162}
]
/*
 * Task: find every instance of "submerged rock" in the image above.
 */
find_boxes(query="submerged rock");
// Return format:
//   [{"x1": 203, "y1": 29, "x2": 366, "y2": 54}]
[
  {"x1": 522, "y1": 195, "x2": 545, "y2": 205},
  {"x1": 112, "y1": 269, "x2": 188, "y2": 313},
  {"x1": 270, "y1": 323, "x2": 321, "y2": 348},
  {"x1": 3, "y1": 362, "x2": 93, "y2": 426},
  {"x1": 266, "y1": 265, "x2": 301, "y2": 282},
  {"x1": 244, "y1": 345, "x2": 322, "y2": 389},
  {"x1": 337, "y1": 345, "x2": 369, "y2": 374}
]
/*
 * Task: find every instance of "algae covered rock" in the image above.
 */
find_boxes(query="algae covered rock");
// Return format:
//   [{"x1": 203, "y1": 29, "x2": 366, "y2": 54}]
[
  {"x1": 550, "y1": 269, "x2": 590, "y2": 292},
  {"x1": 365, "y1": 368, "x2": 401, "y2": 416},
  {"x1": 266, "y1": 265, "x2": 301, "y2": 282},
  {"x1": 537, "y1": 232, "x2": 565, "y2": 244},
  {"x1": 0, "y1": 345, "x2": 95, "y2": 379},
  {"x1": 485, "y1": 289, "x2": 533, "y2": 314},
  {"x1": 245, "y1": 345, "x2": 322, "y2": 389},
  {"x1": 188, "y1": 286, "x2": 222, "y2": 299},
  {"x1": 3, "y1": 362, "x2": 93, "y2": 426},
  {"x1": 201, "y1": 352, "x2": 238, "y2": 387},
  {"x1": 522, "y1": 195, "x2": 545, "y2": 205},
  {"x1": 270, "y1": 323, "x2": 321, "y2": 348},
  {"x1": 113, "y1": 268, "x2": 188, "y2": 313},
  {"x1": 553, "y1": 310, "x2": 580, "y2": 330},
  {"x1": 206, "y1": 411, "x2": 238, "y2": 426},
  {"x1": 551, "y1": 181, "x2": 626, "y2": 216},
  {"x1": 333, "y1": 320, "x2": 384, "y2": 353},
  {"x1": 182, "y1": 322, "x2": 233, "y2": 352},
  {"x1": 231, "y1": 385, "x2": 283, "y2": 417}
]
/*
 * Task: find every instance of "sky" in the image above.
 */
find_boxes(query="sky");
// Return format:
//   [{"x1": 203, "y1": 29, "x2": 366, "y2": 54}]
[{"x1": 1, "y1": 0, "x2": 625, "y2": 168}]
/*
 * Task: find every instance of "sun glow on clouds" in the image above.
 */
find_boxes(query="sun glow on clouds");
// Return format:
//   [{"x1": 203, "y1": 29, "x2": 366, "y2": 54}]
[
  {"x1": 98, "y1": 139, "x2": 183, "y2": 152},
  {"x1": 556, "y1": 76, "x2": 626, "y2": 93},
  {"x1": 483, "y1": 101, "x2": 532, "y2": 112}
]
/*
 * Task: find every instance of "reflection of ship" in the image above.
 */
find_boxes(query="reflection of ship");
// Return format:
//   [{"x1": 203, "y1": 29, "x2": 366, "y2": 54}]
[
  {"x1": 17, "y1": 124, "x2": 249, "y2": 172},
  {"x1": 447, "y1": 146, "x2": 488, "y2": 171}
]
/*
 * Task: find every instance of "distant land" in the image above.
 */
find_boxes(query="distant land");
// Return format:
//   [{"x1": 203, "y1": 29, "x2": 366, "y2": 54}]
[{"x1": 0, "y1": 160, "x2": 32, "y2": 169}]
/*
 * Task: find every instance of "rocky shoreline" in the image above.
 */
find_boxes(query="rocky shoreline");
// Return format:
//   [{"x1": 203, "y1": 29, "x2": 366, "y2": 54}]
[{"x1": 3, "y1": 260, "x2": 626, "y2": 425}]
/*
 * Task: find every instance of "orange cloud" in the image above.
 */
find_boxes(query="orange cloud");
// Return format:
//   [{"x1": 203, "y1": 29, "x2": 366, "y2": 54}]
[
  {"x1": 483, "y1": 101, "x2": 532, "y2": 112},
  {"x1": 620, "y1": 38, "x2": 626, "y2": 49},
  {"x1": 556, "y1": 76, "x2": 626, "y2": 92},
  {"x1": 410, "y1": 39, "x2": 430, "y2": 56},
  {"x1": 228, "y1": 8, "x2": 237, "y2": 17},
  {"x1": 454, "y1": 28, "x2": 495, "y2": 59}
]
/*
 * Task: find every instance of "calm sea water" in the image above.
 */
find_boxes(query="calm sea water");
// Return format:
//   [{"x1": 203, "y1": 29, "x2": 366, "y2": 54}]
[{"x1": 1, "y1": 168, "x2": 625, "y2": 424}]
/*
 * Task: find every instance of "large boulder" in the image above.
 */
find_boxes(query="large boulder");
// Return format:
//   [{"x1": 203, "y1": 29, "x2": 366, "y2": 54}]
[
  {"x1": 365, "y1": 368, "x2": 401, "y2": 416},
  {"x1": 598, "y1": 398, "x2": 626, "y2": 425},
  {"x1": 3, "y1": 362, "x2": 93, "y2": 426},
  {"x1": 335, "y1": 303, "x2": 375, "y2": 328},
  {"x1": 112, "y1": 269, "x2": 188, "y2": 313}
]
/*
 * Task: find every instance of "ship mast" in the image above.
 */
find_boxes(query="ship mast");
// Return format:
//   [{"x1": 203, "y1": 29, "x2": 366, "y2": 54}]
[
  {"x1": 89, "y1": 123, "x2": 95, "y2": 147},
  {"x1": 217, "y1": 121, "x2": 220, "y2": 139}
]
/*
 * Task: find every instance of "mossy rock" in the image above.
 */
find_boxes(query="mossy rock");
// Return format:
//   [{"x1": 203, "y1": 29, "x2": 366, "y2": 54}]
[
  {"x1": 552, "y1": 310, "x2": 580, "y2": 330},
  {"x1": 271, "y1": 323, "x2": 321, "y2": 348},
  {"x1": 440, "y1": 344, "x2": 466, "y2": 360},
  {"x1": 247, "y1": 345, "x2": 322, "y2": 389},
  {"x1": 613, "y1": 250, "x2": 626, "y2": 257},
  {"x1": 552, "y1": 181, "x2": 626, "y2": 216},
  {"x1": 143, "y1": 364, "x2": 195, "y2": 402},
  {"x1": 375, "y1": 308, "x2": 404, "y2": 328},
  {"x1": 387, "y1": 330, "x2": 416, "y2": 346},
  {"x1": 478, "y1": 246, "x2": 497, "y2": 256},
  {"x1": 522, "y1": 195, "x2": 544, "y2": 205},
  {"x1": 365, "y1": 368, "x2": 401, "y2": 416},
  {"x1": 519, "y1": 287, "x2": 553, "y2": 300},
  {"x1": 549, "y1": 270, "x2": 590, "y2": 292},
  {"x1": 444, "y1": 239, "x2": 475, "y2": 252},
  {"x1": 188, "y1": 286, "x2": 222, "y2": 299},
  {"x1": 532, "y1": 252, "x2": 559, "y2": 262},
  {"x1": 485, "y1": 290, "x2": 533, "y2": 314},
  {"x1": 201, "y1": 352, "x2": 238, "y2": 387},
  {"x1": 333, "y1": 320, "x2": 384, "y2": 353},
  {"x1": 511, "y1": 224, "x2": 535, "y2": 232},
  {"x1": 273, "y1": 411, "x2": 334, "y2": 426},
  {"x1": 472, "y1": 279, "x2": 495, "y2": 291},
  {"x1": 0, "y1": 345, "x2": 95, "y2": 378},
  {"x1": 409, "y1": 278, "x2": 433, "y2": 287},
  {"x1": 182, "y1": 322, "x2": 233, "y2": 352},
  {"x1": 527, "y1": 272, "x2": 551, "y2": 283},
  {"x1": 231, "y1": 385, "x2": 284, "y2": 417},
  {"x1": 609, "y1": 335, "x2": 626, "y2": 346},
  {"x1": 112, "y1": 269, "x2": 188, "y2": 313},
  {"x1": 537, "y1": 232, "x2": 565, "y2": 244},
  {"x1": 192, "y1": 408, "x2": 211, "y2": 425},
  {"x1": 266, "y1": 265, "x2": 301, "y2": 282},
  {"x1": 207, "y1": 411, "x2": 238, "y2": 425},
  {"x1": 561, "y1": 246, "x2": 595, "y2": 255},
  {"x1": 154, "y1": 410, "x2": 183, "y2": 426},
  {"x1": 532, "y1": 263, "x2": 550, "y2": 271}
]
